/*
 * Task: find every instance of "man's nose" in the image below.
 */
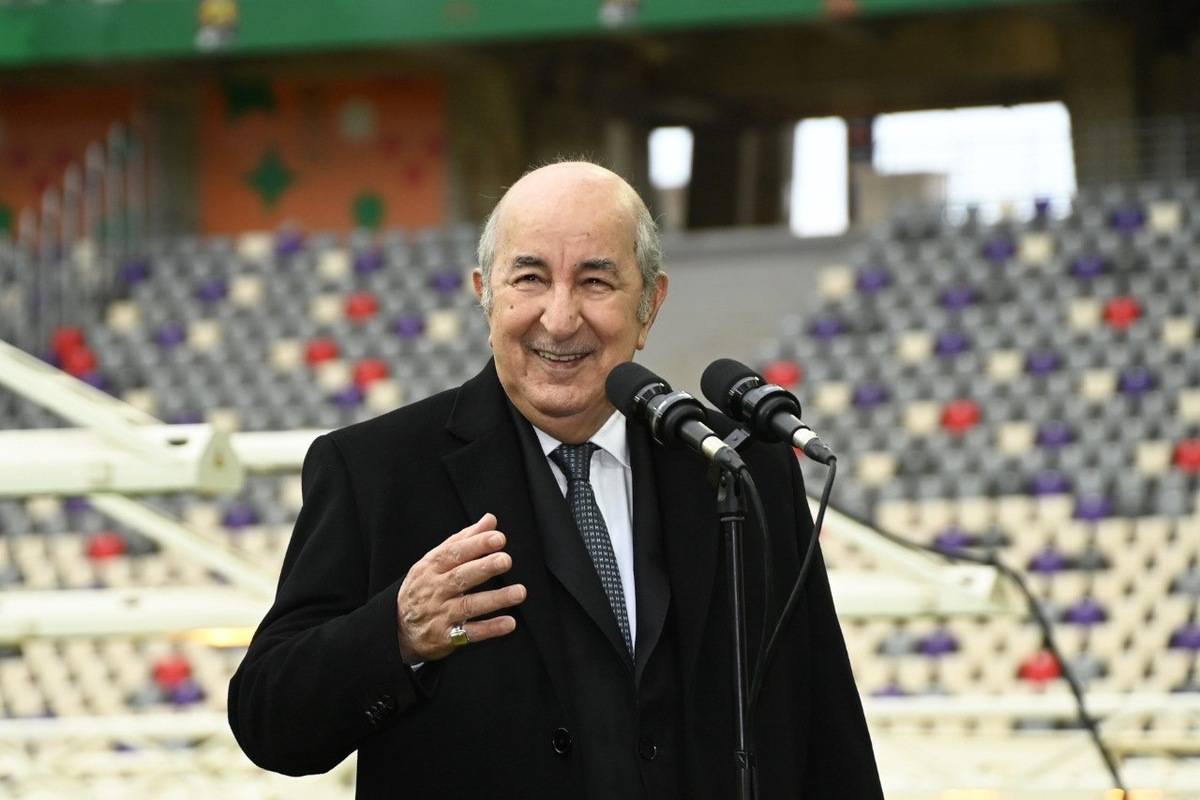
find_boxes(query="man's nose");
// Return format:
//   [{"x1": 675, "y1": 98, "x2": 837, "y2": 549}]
[{"x1": 540, "y1": 285, "x2": 581, "y2": 338}]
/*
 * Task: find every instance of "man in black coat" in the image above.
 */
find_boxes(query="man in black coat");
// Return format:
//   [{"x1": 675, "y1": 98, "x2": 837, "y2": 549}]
[{"x1": 228, "y1": 162, "x2": 882, "y2": 798}]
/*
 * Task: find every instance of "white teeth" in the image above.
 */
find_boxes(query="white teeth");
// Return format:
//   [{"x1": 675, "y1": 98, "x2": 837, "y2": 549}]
[{"x1": 535, "y1": 350, "x2": 587, "y2": 363}]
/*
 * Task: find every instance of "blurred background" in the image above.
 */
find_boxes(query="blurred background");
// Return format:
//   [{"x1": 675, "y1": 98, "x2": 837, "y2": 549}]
[{"x1": 0, "y1": 0, "x2": 1198, "y2": 797}]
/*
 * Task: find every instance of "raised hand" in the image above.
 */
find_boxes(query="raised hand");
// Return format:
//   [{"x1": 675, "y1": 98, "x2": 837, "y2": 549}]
[{"x1": 395, "y1": 513, "x2": 527, "y2": 663}]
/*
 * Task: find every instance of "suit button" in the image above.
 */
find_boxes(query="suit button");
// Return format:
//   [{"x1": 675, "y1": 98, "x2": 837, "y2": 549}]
[
  {"x1": 380, "y1": 694, "x2": 395, "y2": 711},
  {"x1": 551, "y1": 727, "x2": 573, "y2": 755},
  {"x1": 638, "y1": 736, "x2": 657, "y2": 761},
  {"x1": 365, "y1": 708, "x2": 379, "y2": 726}
]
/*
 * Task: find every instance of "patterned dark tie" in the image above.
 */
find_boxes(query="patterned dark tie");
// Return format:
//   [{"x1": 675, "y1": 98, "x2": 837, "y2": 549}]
[{"x1": 549, "y1": 442, "x2": 633, "y2": 655}]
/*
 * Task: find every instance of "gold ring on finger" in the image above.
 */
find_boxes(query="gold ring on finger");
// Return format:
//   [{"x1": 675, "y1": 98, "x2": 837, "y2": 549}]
[{"x1": 449, "y1": 623, "x2": 470, "y2": 647}]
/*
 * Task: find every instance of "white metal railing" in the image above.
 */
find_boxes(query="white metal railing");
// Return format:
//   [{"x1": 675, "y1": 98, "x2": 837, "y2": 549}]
[{"x1": 2, "y1": 120, "x2": 156, "y2": 354}]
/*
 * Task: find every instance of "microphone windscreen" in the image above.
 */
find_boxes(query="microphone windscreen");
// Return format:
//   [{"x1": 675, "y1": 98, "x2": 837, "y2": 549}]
[
  {"x1": 606, "y1": 361, "x2": 669, "y2": 418},
  {"x1": 700, "y1": 358, "x2": 757, "y2": 413}
]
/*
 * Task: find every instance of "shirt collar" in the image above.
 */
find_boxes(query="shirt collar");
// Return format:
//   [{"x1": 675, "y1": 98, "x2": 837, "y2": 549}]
[{"x1": 532, "y1": 410, "x2": 630, "y2": 470}]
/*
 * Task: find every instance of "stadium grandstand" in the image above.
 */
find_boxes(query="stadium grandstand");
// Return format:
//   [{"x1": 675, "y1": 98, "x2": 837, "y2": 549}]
[{"x1": 1, "y1": 0, "x2": 1198, "y2": 797}]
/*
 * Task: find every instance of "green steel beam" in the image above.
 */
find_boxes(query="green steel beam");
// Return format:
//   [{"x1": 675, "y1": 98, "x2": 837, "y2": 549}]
[{"x1": 0, "y1": 0, "x2": 1083, "y2": 69}]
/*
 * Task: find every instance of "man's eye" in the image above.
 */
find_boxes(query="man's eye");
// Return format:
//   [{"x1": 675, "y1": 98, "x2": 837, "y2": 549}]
[
  {"x1": 583, "y1": 278, "x2": 611, "y2": 288},
  {"x1": 514, "y1": 274, "x2": 543, "y2": 284}
]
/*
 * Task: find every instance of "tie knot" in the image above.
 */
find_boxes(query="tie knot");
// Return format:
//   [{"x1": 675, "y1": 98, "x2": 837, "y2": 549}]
[{"x1": 550, "y1": 442, "x2": 598, "y2": 482}]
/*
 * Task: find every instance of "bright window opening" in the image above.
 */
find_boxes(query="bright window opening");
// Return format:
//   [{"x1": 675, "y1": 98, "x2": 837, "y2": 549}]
[
  {"x1": 873, "y1": 101, "x2": 1076, "y2": 221},
  {"x1": 648, "y1": 127, "x2": 693, "y2": 191},
  {"x1": 790, "y1": 117, "x2": 849, "y2": 238}
]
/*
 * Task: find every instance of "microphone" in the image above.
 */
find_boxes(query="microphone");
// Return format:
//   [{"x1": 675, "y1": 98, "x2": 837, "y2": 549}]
[
  {"x1": 701, "y1": 358, "x2": 835, "y2": 465},
  {"x1": 606, "y1": 362, "x2": 745, "y2": 473}
]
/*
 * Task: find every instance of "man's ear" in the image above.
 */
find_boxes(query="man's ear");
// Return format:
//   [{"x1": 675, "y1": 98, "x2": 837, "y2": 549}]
[
  {"x1": 471, "y1": 268, "x2": 485, "y2": 304},
  {"x1": 635, "y1": 272, "x2": 669, "y2": 350}
]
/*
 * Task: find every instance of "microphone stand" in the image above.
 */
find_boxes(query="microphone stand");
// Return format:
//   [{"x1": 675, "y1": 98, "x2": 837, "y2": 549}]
[{"x1": 712, "y1": 428, "x2": 755, "y2": 800}]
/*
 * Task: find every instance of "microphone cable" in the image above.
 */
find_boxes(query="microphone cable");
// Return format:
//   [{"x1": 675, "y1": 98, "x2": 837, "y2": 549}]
[
  {"x1": 749, "y1": 454, "x2": 837, "y2": 712},
  {"x1": 820, "y1": 500, "x2": 1128, "y2": 794}
]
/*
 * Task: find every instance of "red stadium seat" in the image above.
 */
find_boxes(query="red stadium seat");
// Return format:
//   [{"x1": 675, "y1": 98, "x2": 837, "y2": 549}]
[
  {"x1": 940, "y1": 400, "x2": 981, "y2": 434},
  {"x1": 345, "y1": 292, "x2": 380, "y2": 321},
  {"x1": 152, "y1": 654, "x2": 193, "y2": 690},
  {"x1": 763, "y1": 360, "x2": 802, "y2": 388},
  {"x1": 353, "y1": 358, "x2": 390, "y2": 388},
  {"x1": 1017, "y1": 650, "x2": 1061, "y2": 684},
  {"x1": 51, "y1": 326, "x2": 86, "y2": 358},
  {"x1": 1102, "y1": 296, "x2": 1142, "y2": 330},
  {"x1": 61, "y1": 346, "x2": 98, "y2": 378},
  {"x1": 1173, "y1": 439, "x2": 1200, "y2": 473},
  {"x1": 304, "y1": 338, "x2": 340, "y2": 365},
  {"x1": 85, "y1": 531, "x2": 127, "y2": 560}
]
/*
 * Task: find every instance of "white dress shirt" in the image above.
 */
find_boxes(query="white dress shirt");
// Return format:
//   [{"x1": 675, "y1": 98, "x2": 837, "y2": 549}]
[{"x1": 533, "y1": 410, "x2": 637, "y2": 648}]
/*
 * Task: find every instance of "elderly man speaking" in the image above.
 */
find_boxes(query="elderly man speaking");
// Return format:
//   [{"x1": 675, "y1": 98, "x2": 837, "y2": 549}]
[{"x1": 228, "y1": 162, "x2": 882, "y2": 799}]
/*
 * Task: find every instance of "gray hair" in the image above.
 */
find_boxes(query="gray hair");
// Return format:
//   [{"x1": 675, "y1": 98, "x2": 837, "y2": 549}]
[{"x1": 475, "y1": 165, "x2": 663, "y2": 322}]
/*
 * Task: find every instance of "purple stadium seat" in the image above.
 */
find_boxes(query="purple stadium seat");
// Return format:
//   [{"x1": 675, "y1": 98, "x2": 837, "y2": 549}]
[
  {"x1": 933, "y1": 526, "x2": 973, "y2": 555},
  {"x1": 1028, "y1": 547, "x2": 1068, "y2": 574},
  {"x1": 1109, "y1": 205, "x2": 1146, "y2": 233},
  {"x1": 195, "y1": 277, "x2": 229, "y2": 304},
  {"x1": 1169, "y1": 623, "x2": 1200, "y2": 651},
  {"x1": 330, "y1": 384, "x2": 365, "y2": 408},
  {"x1": 1062, "y1": 597, "x2": 1108, "y2": 625},
  {"x1": 1036, "y1": 421, "x2": 1074, "y2": 448},
  {"x1": 392, "y1": 314, "x2": 426, "y2": 338},
  {"x1": 154, "y1": 322, "x2": 187, "y2": 348},
  {"x1": 855, "y1": 266, "x2": 892, "y2": 294},
  {"x1": 1025, "y1": 349, "x2": 1062, "y2": 376},
  {"x1": 934, "y1": 330, "x2": 971, "y2": 357},
  {"x1": 981, "y1": 236, "x2": 1016, "y2": 263},
  {"x1": 852, "y1": 381, "x2": 890, "y2": 408},
  {"x1": 1117, "y1": 367, "x2": 1157, "y2": 396},
  {"x1": 1073, "y1": 495, "x2": 1113, "y2": 521},
  {"x1": 1070, "y1": 255, "x2": 1106, "y2": 280},
  {"x1": 168, "y1": 679, "x2": 206, "y2": 706},
  {"x1": 939, "y1": 284, "x2": 978, "y2": 310},
  {"x1": 429, "y1": 271, "x2": 464, "y2": 294},
  {"x1": 275, "y1": 229, "x2": 306, "y2": 258},
  {"x1": 222, "y1": 503, "x2": 260, "y2": 529},
  {"x1": 353, "y1": 248, "x2": 386, "y2": 275},
  {"x1": 808, "y1": 315, "x2": 846, "y2": 340},
  {"x1": 1029, "y1": 470, "x2": 1071, "y2": 496},
  {"x1": 118, "y1": 257, "x2": 152, "y2": 287},
  {"x1": 917, "y1": 629, "x2": 959, "y2": 656}
]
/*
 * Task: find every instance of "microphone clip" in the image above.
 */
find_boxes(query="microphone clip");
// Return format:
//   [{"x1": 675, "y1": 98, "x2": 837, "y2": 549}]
[{"x1": 706, "y1": 427, "x2": 754, "y2": 487}]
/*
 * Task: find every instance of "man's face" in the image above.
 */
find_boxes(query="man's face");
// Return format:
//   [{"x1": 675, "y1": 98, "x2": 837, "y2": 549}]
[{"x1": 473, "y1": 167, "x2": 667, "y2": 443}]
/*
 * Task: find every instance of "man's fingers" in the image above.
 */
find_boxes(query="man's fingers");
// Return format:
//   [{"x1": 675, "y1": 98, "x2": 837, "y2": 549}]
[
  {"x1": 446, "y1": 513, "x2": 497, "y2": 543},
  {"x1": 457, "y1": 583, "x2": 526, "y2": 621},
  {"x1": 431, "y1": 527, "x2": 507, "y2": 573},
  {"x1": 444, "y1": 550, "x2": 513, "y2": 595},
  {"x1": 460, "y1": 615, "x2": 518, "y2": 645}
]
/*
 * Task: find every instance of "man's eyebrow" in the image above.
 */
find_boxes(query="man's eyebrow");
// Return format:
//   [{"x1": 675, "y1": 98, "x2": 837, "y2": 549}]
[
  {"x1": 578, "y1": 258, "x2": 617, "y2": 272},
  {"x1": 510, "y1": 254, "x2": 548, "y2": 268}
]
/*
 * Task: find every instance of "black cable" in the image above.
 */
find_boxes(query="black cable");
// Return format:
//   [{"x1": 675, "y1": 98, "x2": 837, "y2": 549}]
[
  {"x1": 836, "y1": 504, "x2": 1128, "y2": 794},
  {"x1": 736, "y1": 465, "x2": 774, "y2": 688},
  {"x1": 749, "y1": 455, "x2": 837, "y2": 712}
]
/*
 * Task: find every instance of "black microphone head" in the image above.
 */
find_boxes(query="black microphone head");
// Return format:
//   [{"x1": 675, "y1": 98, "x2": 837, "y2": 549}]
[
  {"x1": 701, "y1": 358, "x2": 760, "y2": 418},
  {"x1": 606, "y1": 361, "x2": 670, "y2": 418}
]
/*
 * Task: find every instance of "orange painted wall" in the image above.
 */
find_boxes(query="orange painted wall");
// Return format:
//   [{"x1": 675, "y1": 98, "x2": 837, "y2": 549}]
[
  {"x1": 0, "y1": 87, "x2": 142, "y2": 236},
  {"x1": 199, "y1": 76, "x2": 445, "y2": 234}
]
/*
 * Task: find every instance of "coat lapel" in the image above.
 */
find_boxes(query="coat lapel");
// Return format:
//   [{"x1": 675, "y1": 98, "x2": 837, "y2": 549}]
[
  {"x1": 628, "y1": 421, "x2": 670, "y2": 686},
  {"x1": 507, "y1": 404, "x2": 633, "y2": 668},
  {"x1": 441, "y1": 361, "x2": 574, "y2": 708}
]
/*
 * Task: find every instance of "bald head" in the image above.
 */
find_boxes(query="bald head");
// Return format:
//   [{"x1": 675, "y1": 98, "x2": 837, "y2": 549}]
[{"x1": 476, "y1": 161, "x2": 663, "y2": 321}]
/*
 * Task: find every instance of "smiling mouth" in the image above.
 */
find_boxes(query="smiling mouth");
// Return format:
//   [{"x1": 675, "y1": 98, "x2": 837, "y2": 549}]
[{"x1": 531, "y1": 348, "x2": 592, "y2": 365}]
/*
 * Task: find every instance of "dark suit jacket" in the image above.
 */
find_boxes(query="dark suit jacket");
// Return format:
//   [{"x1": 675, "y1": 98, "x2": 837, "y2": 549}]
[{"x1": 228, "y1": 360, "x2": 882, "y2": 799}]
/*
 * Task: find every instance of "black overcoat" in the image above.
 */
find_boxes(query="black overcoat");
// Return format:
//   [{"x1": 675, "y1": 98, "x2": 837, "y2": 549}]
[{"x1": 228, "y1": 360, "x2": 883, "y2": 799}]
